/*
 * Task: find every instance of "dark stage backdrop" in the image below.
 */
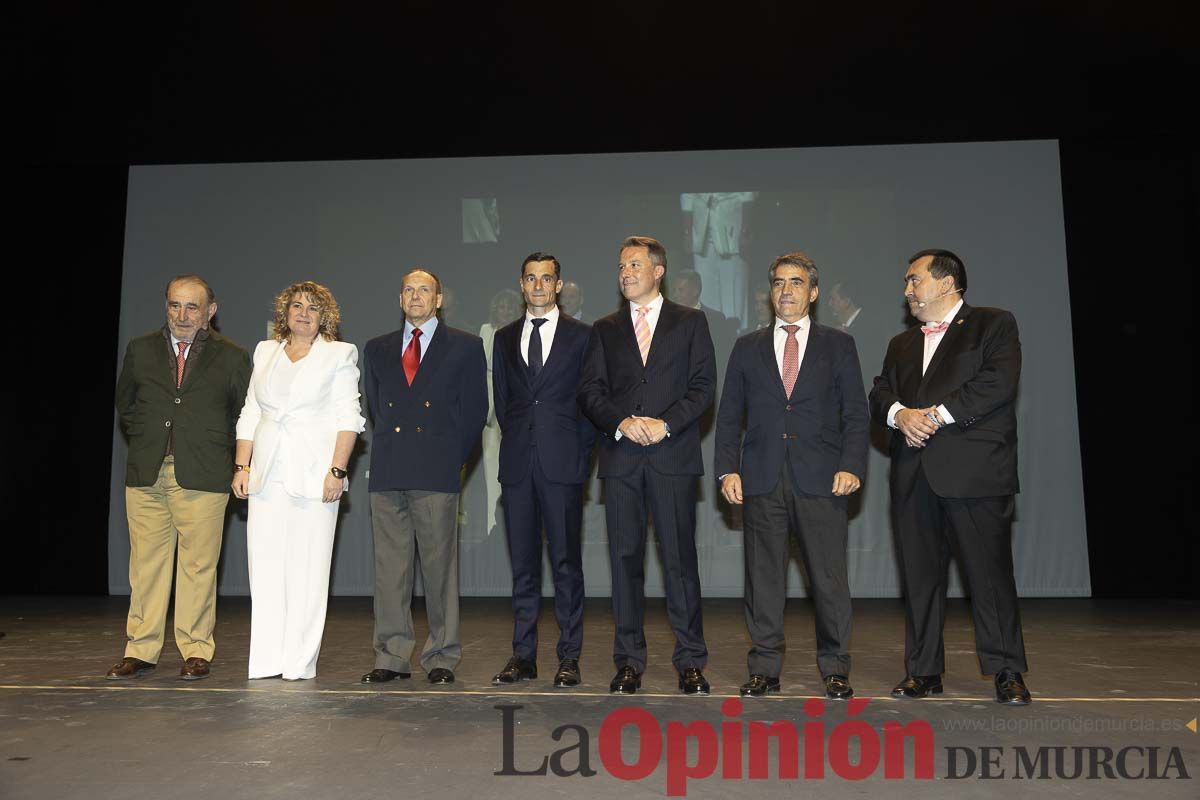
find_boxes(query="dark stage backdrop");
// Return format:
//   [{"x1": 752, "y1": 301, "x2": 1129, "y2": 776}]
[{"x1": 108, "y1": 140, "x2": 1088, "y2": 597}]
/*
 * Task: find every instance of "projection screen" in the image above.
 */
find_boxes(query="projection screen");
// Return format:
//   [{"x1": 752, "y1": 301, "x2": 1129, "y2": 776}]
[{"x1": 109, "y1": 140, "x2": 1089, "y2": 597}]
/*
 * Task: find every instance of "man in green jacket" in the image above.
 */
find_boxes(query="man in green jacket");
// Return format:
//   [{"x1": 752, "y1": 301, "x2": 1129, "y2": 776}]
[{"x1": 108, "y1": 275, "x2": 251, "y2": 681}]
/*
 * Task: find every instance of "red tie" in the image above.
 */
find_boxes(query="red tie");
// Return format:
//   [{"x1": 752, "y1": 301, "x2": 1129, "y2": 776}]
[
  {"x1": 175, "y1": 341, "x2": 188, "y2": 388},
  {"x1": 921, "y1": 321, "x2": 949, "y2": 337},
  {"x1": 403, "y1": 328, "x2": 422, "y2": 385},
  {"x1": 781, "y1": 324, "x2": 799, "y2": 398}
]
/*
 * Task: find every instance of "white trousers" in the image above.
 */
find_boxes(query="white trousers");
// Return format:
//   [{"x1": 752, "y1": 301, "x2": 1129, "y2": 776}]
[
  {"x1": 694, "y1": 242, "x2": 748, "y2": 324},
  {"x1": 247, "y1": 481, "x2": 338, "y2": 679}
]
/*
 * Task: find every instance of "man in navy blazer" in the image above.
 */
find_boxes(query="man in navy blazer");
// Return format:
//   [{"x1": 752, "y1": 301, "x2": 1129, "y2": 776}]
[
  {"x1": 869, "y1": 249, "x2": 1030, "y2": 706},
  {"x1": 361, "y1": 268, "x2": 488, "y2": 686},
  {"x1": 489, "y1": 252, "x2": 596, "y2": 689},
  {"x1": 578, "y1": 236, "x2": 717, "y2": 696},
  {"x1": 715, "y1": 251, "x2": 869, "y2": 699}
]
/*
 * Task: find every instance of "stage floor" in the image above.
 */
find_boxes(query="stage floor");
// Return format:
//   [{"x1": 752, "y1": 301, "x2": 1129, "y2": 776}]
[{"x1": 2, "y1": 596, "x2": 1197, "y2": 798}]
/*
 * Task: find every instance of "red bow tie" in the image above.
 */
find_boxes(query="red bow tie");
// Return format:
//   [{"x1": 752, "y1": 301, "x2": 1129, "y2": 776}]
[{"x1": 921, "y1": 322, "x2": 950, "y2": 337}]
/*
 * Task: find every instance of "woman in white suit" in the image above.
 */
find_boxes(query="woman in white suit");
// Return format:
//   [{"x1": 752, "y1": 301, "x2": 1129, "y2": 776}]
[{"x1": 231, "y1": 281, "x2": 365, "y2": 680}]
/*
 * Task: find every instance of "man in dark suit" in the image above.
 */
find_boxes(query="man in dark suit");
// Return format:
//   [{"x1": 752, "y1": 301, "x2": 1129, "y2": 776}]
[
  {"x1": 109, "y1": 275, "x2": 251, "y2": 681},
  {"x1": 669, "y1": 269, "x2": 735, "y2": 370},
  {"x1": 490, "y1": 252, "x2": 596, "y2": 689},
  {"x1": 715, "y1": 252, "x2": 869, "y2": 699},
  {"x1": 578, "y1": 235, "x2": 717, "y2": 695},
  {"x1": 361, "y1": 268, "x2": 488, "y2": 686},
  {"x1": 869, "y1": 249, "x2": 1030, "y2": 706}
]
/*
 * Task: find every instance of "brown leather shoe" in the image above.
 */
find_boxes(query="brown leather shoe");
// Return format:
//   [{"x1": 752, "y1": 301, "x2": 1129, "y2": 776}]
[
  {"x1": 180, "y1": 657, "x2": 211, "y2": 681},
  {"x1": 106, "y1": 657, "x2": 155, "y2": 680}
]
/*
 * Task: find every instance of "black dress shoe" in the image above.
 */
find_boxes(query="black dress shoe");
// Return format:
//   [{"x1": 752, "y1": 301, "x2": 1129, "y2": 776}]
[
  {"x1": 994, "y1": 670, "x2": 1031, "y2": 706},
  {"x1": 361, "y1": 668, "x2": 411, "y2": 684},
  {"x1": 824, "y1": 674, "x2": 854, "y2": 700},
  {"x1": 492, "y1": 657, "x2": 537, "y2": 685},
  {"x1": 553, "y1": 658, "x2": 581, "y2": 688},
  {"x1": 891, "y1": 674, "x2": 943, "y2": 698},
  {"x1": 106, "y1": 657, "x2": 155, "y2": 680},
  {"x1": 609, "y1": 665, "x2": 641, "y2": 694},
  {"x1": 739, "y1": 674, "x2": 780, "y2": 697},
  {"x1": 428, "y1": 668, "x2": 455, "y2": 684},
  {"x1": 678, "y1": 667, "x2": 710, "y2": 696}
]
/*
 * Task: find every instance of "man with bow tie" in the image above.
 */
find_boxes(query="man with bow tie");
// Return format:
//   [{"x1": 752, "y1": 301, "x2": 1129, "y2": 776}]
[{"x1": 869, "y1": 249, "x2": 1031, "y2": 706}]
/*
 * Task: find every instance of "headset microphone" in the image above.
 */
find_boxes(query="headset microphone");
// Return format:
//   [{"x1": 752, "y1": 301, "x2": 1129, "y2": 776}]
[{"x1": 916, "y1": 287, "x2": 963, "y2": 309}]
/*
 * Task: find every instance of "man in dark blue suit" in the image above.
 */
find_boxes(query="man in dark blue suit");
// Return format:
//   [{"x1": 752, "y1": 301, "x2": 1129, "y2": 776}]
[
  {"x1": 361, "y1": 268, "x2": 488, "y2": 686},
  {"x1": 715, "y1": 252, "x2": 869, "y2": 699},
  {"x1": 489, "y1": 253, "x2": 596, "y2": 689},
  {"x1": 579, "y1": 236, "x2": 717, "y2": 696}
]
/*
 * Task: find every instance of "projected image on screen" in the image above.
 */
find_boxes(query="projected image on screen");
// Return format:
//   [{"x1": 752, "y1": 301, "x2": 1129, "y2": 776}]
[{"x1": 110, "y1": 142, "x2": 1088, "y2": 599}]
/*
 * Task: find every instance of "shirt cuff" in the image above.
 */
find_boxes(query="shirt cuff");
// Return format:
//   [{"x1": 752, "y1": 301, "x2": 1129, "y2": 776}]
[
  {"x1": 614, "y1": 429, "x2": 623, "y2": 441},
  {"x1": 936, "y1": 404, "x2": 955, "y2": 425},
  {"x1": 887, "y1": 402, "x2": 905, "y2": 428}
]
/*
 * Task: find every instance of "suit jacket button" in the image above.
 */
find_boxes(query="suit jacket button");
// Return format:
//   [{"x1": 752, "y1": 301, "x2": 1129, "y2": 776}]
[
  {"x1": 785, "y1": 404, "x2": 792, "y2": 411},
  {"x1": 416, "y1": 426, "x2": 423, "y2": 433},
  {"x1": 635, "y1": 405, "x2": 642, "y2": 412},
  {"x1": 394, "y1": 426, "x2": 401, "y2": 433},
  {"x1": 424, "y1": 401, "x2": 431, "y2": 408},
  {"x1": 164, "y1": 421, "x2": 172, "y2": 428},
  {"x1": 641, "y1": 378, "x2": 647, "y2": 384},
  {"x1": 174, "y1": 398, "x2": 181, "y2": 405}
]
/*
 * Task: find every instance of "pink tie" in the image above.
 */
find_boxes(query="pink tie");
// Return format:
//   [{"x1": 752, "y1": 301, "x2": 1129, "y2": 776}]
[
  {"x1": 781, "y1": 324, "x2": 799, "y2": 397},
  {"x1": 634, "y1": 306, "x2": 652, "y2": 365},
  {"x1": 175, "y1": 341, "x2": 188, "y2": 388},
  {"x1": 921, "y1": 321, "x2": 949, "y2": 337}
]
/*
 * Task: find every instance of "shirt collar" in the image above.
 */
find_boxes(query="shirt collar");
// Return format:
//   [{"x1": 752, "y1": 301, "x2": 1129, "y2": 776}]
[
  {"x1": 526, "y1": 305, "x2": 560, "y2": 324},
  {"x1": 633, "y1": 293, "x2": 665, "y2": 314},
  {"x1": 940, "y1": 299, "x2": 964, "y2": 326},
  {"x1": 775, "y1": 315, "x2": 809, "y2": 331},
  {"x1": 404, "y1": 315, "x2": 439, "y2": 340}
]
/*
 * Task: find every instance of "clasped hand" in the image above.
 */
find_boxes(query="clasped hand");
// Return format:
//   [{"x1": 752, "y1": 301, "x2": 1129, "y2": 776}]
[
  {"x1": 896, "y1": 406, "x2": 943, "y2": 448},
  {"x1": 618, "y1": 416, "x2": 668, "y2": 446}
]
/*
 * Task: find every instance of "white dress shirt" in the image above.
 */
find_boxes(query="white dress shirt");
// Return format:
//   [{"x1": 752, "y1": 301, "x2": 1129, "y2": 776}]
[
  {"x1": 628, "y1": 292, "x2": 665, "y2": 337},
  {"x1": 887, "y1": 299, "x2": 963, "y2": 428},
  {"x1": 169, "y1": 333, "x2": 193, "y2": 360},
  {"x1": 773, "y1": 314, "x2": 811, "y2": 378},
  {"x1": 520, "y1": 304, "x2": 560, "y2": 365}
]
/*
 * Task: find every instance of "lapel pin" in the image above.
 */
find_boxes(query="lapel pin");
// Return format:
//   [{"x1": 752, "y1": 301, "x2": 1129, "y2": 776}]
[{"x1": 956, "y1": 319, "x2": 964, "y2": 325}]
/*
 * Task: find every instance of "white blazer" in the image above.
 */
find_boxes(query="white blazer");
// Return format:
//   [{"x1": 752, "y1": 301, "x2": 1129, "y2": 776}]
[{"x1": 235, "y1": 338, "x2": 366, "y2": 499}]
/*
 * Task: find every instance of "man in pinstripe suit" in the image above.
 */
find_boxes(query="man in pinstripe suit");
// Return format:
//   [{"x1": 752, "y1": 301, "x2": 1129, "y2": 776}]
[{"x1": 578, "y1": 235, "x2": 717, "y2": 696}]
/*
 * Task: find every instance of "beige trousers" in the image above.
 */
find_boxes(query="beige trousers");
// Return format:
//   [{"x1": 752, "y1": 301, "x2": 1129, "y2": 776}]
[{"x1": 124, "y1": 456, "x2": 228, "y2": 663}]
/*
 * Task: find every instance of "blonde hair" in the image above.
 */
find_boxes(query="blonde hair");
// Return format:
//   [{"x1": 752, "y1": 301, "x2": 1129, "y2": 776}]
[{"x1": 272, "y1": 280, "x2": 341, "y2": 342}]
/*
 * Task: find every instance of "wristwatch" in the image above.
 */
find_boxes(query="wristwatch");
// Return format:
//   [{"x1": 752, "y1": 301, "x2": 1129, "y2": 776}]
[
  {"x1": 329, "y1": 466, "x2": 348, "y2": 479},
  {"x1": 233, "y1": 464, "x2": 250, "y2": 473}
]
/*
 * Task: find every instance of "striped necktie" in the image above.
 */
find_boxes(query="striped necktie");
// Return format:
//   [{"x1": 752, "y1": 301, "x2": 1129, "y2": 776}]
[{"x1": 634, "y1": 305, "x2": 652, "y2": 365}]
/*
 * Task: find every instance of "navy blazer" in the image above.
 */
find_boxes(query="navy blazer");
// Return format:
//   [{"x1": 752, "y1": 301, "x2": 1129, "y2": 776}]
[
  {"x1": 869, "y1": 304, "x2": 1021, "y2": 499},
  {"x1": 578, "y1": 298, "x2": 716, "y2": 478},
  {"x1": 715, "y1": 321, "x2": 869, "y2": 497},
  {"x1": 492, "y1": 313, "x2": 596, "y2": 485},
  {"x1": 363, "y1": 323, "x2": 488, "y2": 493}
]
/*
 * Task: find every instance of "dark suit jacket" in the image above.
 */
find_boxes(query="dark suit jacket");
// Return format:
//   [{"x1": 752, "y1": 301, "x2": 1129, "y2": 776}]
[
  {"x1": 115, "y1": 326, "x2": 252, "y2": 493},
  {"x1": 578, "y1": 298, "x2": 716, "y2": 478},
  {"x1": 715, "y1": 322, "x2": 869, "y2": 497},
  {"x1": 363, "y1": 323, "x2": 488, "y2": 493},
  {"x1": 492, "y1": 313, "x2": 596, "y2": 486},
  {"x1": 868, "y1": 303, "x2": 1021, "y2": 499}
]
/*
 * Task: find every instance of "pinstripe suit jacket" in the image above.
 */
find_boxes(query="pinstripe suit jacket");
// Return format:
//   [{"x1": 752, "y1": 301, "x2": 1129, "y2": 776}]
[{"x1": 578, "y1": 298, "x2": 716, "y2": 478}]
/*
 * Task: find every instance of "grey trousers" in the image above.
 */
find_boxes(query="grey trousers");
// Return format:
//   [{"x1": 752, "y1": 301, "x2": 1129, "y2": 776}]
[
  {"x1": 743, "y1": 464, "x2": 852, "y2": 679},
  {"x1": 370, "y1": 490, "x2": 461, "y2": 673}
]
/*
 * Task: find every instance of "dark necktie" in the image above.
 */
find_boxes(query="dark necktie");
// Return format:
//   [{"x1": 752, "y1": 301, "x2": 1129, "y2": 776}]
[
  {"x1": 528, "y1": 318, "x2": 547, "y2": 376},
  {"x1": 403, "y1": 328, "x2": 422, "y2": 385}
]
